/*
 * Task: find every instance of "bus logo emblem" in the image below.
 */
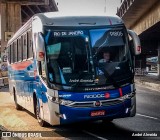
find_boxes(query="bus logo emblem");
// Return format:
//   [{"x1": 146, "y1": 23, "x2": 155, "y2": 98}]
[{"x1": 94, "y1": 101, "x2": 101, "y2": 107}]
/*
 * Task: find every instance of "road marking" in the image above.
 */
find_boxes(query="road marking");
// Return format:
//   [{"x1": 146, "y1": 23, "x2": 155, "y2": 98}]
[
  {"x1": 83, "y1": 130, "x2": 108, "y2": 140},
  {"x1": 137, "y1": 113, "x2": 159, "y2": 120}
]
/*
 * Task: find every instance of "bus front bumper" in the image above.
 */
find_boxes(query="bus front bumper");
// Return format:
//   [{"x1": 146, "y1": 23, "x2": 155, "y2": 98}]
[{"x1": 58, "y1": 95, "x2": 136, "y2": 124}]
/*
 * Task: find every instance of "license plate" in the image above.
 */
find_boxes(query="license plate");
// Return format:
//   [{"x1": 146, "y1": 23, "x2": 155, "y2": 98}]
[{"x1": 90, "y1": 110, "x2": 105, "y2": 117}]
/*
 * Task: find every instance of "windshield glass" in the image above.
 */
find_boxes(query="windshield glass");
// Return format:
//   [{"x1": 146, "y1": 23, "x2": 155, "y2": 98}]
[
  {"x1": 90, "y1": 28, "x2": 133, "y2": 85},
  {"x1": 44, "y1": 28, "x2": 133, "y2": 88},
  {"x1": 45, "y1": 30, "x2": 95, "y2": 87},
  {"x1": 90, "y1": 28, "x2": 126, "y2": 62}
]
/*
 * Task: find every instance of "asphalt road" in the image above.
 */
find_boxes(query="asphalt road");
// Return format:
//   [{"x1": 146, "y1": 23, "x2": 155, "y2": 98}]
[{"x1": 0, "y1": 85, "x2": 160, "y2": 140}]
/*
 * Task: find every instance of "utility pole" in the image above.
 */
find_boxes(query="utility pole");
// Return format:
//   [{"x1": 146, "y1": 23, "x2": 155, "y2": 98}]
[{"x1": 104, "y1": 0, "x2": 106, "y2": 13}]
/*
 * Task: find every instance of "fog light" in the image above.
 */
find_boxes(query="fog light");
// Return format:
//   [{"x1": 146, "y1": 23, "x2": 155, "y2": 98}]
[
  {"x1": 62, "y1": 114, "x2": 67, "y2": 120},
  {"x1": 55, "y1": 112, "x2": 67, "y2": 120},
  {"x1": 125, "y1": 108, "x2": 129, "y2": 114}
]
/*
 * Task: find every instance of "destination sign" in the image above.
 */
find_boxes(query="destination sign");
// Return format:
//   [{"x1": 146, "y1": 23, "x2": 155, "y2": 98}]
[{"x1": 53, "y1": 31, "x2": 84, "y2": 37}]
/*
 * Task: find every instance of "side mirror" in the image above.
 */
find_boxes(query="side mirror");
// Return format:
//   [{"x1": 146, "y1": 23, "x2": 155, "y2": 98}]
[
  {"x1": 35, "y1": 33, "x2": 45, "y2": 61},
  {"x1": 127, "y1": 30, "x2": 141, "y2": 55}
]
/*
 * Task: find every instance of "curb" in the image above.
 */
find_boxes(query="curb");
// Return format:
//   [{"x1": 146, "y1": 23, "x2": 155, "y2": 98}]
[{"x1": 135, "y1": 79, "x2": 160, "y2": 92}]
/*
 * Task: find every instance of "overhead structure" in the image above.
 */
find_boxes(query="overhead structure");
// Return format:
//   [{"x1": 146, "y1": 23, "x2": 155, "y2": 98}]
[
  {"x1": 0, "y1": 0, "x2": 58, "y2": 52},
  {"x1": 117, "y1": 0, "x2": 159, "y2": 34},
  {"x1": 117, "y1": 0, "x2": 160, "y2": 78}
]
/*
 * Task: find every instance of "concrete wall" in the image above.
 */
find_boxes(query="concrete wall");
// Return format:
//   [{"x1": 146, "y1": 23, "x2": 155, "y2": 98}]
[{"x1": 0, "y1": 3, "x2": 21, "y2": 52}]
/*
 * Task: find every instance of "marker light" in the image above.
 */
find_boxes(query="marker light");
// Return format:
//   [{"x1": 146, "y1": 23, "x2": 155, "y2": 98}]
[
  {"x1": 39, "y1": 52, "x2": 44, "y2": 58},
  {"x1": 137, "y1": 46, "x2": 141, "y2": 52},
  {"x1": 119, "y1": 88, "x2": 123, "y2": 97},
  {"x1": 125, "y1": 108, "x2": 129, "y2": 114},
  {"x1": 62, "y1": 114, "x2": 67, "y2": 120}
]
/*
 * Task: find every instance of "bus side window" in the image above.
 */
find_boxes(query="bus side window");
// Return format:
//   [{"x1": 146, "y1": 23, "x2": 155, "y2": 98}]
[
  {"x1": 27, "y1": 30, "x2": 33, "y2": 59},
  {"x1": 18, "y1": 38, "x2": 22, "y2": 61},
  {"x1": 23, "y1": 33, "x2": 28, "y2": 60},
  {"x1": 11, "y1": 43, "x2": 14, "y2": 64},
  {"x1": 8, "y1": 45, "x2": 11, "y2": 63},
  {"x1": 21, "y1": 36, "x2": 24, "y2": 60},
  {"x1": 14, "y1": 40, "x2": 18, "y2": 62}
]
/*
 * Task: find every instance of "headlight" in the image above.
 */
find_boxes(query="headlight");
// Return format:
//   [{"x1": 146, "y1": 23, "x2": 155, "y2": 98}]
[
  {"x1": 47, "y1": 94, "x2": 73, "y2": 105},
  {"x1": 126, "y1": 92, "x2": 135, "y2": 99},
  {"x1": 59, "y1": 99, "x2": 73, "y2": 106},
  {"x1": 120, "y1": 92, "x2": 135, "y2": 100},
  {"x1": 48, "y1": 96, "x2": 56, "y2": 101},
  {"x1": 47, "y1": 94, "x2": 58, "y2": 103}
]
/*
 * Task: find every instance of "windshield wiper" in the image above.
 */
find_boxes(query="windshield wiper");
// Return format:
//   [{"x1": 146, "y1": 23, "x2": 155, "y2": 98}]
[{"x1": 100, "y1": 67, "x2": 119, "y2": 88}]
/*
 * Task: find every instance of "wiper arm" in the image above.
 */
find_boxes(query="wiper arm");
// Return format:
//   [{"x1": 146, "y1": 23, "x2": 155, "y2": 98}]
[{"x1": 100, "y1": 67, "x2": 119, "y2": 88}]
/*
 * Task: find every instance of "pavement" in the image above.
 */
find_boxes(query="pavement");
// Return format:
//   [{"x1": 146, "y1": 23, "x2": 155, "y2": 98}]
[
  {"x1": 135, "y1": 75, "x2": 160, "y2": 92},
  {"x1": 0, "y1": 85, "x2": 160, "y2": 140}
]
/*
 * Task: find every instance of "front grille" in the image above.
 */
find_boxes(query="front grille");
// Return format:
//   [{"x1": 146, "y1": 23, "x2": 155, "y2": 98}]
[
  {"x1": 68, "y1": 99, "x2": 123, "y2": 108},
  {"x1": 71, "y1": 102, "x2": 93, "y2": 108},
  {"x1": 101, "y1": 100, "x2": 123, "y2": 106}
]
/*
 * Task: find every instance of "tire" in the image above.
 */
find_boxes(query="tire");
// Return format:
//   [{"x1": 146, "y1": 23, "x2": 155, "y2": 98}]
[
  {"x1": 102, "y1": 118, "x2": 113, "y2": 123},
  {"x1": 14, "y1": 91, "x2": 22, "y2": 110},
  {"x1": 36, "y1": 99, "x2": 47, "y2": 127}
]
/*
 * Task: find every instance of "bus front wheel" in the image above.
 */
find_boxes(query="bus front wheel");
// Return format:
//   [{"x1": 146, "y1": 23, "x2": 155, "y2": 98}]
[
  {"x1": 102, "y1": 119, "x2": 113, "y2": 123},
  {"x1": 13, "y1": 90, "x2": 22, "y2": 110}
]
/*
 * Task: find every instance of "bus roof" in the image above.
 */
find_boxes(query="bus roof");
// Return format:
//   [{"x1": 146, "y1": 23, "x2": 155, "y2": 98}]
[
  {"x1": 8, "y1": 12, "x2": 124, "y2": 45},
  {"x1": 35, "y1": 12, "x2": 124, "y2": 27}
]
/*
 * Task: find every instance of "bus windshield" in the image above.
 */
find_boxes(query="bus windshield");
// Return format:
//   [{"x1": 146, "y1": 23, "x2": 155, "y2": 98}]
[{"x1": 45, "y1": 28, "x2": 133, "y2": 88}]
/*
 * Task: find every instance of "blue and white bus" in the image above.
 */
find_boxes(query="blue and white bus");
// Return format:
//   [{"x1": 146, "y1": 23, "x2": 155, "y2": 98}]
[{"x1": 7, "y1": 12, "x2": 141, "y2": 126}]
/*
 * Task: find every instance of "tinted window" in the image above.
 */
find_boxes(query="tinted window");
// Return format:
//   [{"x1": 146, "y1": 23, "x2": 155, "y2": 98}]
[
  {"x1": 14, "y1": 40, "x2": 18, "y2": 62},
  {"x1": 27, "y1": 30, "x2": 33, "y2": 58},
  {"x1": 8, "y1": 45, "x2": 11, "y2": 63},
  {"x1": 17, "y1": 38, "x2": 23, "y2": 61},
  {"x1": 11, "y1": 43, "x2": 14, "y2": 63},
  {"x1": 23, "y1": 34, "x2": 27, "y2": 60}
]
